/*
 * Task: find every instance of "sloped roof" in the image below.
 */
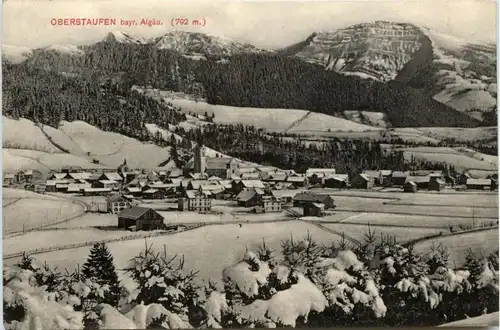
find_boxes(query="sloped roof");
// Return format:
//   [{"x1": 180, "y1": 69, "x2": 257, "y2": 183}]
[
  {"x1": 286, "y1": 176, "x2": 305, "y2": 183},
  {"x1": 241, "y1": 180, "x2": 265, "y2": 189},
  {"x1": 102, "y1": 172, "x2": 123, "y2": 181},
  {"x1": 236, "y1": 189, "x2": 257, "y2": 202},
  {"x1": 379, "y1": 170, "x2": 391, "y2": 176},
  {"x1": 405, "y1": 181, "x2": 417, "y2": 186},
  {"x1": 107, "y1": 194, "x2": 127, "y2": 202},
  {"x1": 118, "y1": 206, "x2": 161, "y2": 220},
  {"x1": 406, "y1": 176, "x2": 430, "y2": 183},
  {"x1": 361, "y1": 171, "x2": 379, "y2": 178},
  {"x1": 189, "y1": 180, "x2": 210, "y2": 190},
  {"x1": 272, "y1": 190, "x2": 299, "y2": 198},
  {"x1": 293, "y1": 192, "x2": 325, "y2": 202},
  {"x1": 89, "y1": 173, "x2": 103, "y2": 180},
  {"x1": 269, "y1": 173, "x2": 287, "y2": 181},
  {"x1": 84, "y1": 188, "x2": 112, "y2": 192},
  {"x1": 99, "y1": 180, "x2": 118, "y2": 184},
  {"x1": 206, "y1": 158, "x2": 235, "y2": 170},
  {"x1": 51, "y1": 173, "x2": 68, "y2": 179},
  {"x1": 168, "y1": 169, "x2": 183, "y2": 177},
  {"x1": 190, "y1": 173, "x2": 208, "y2": 180},
  {"x1": 68, "y1": 172, "x2": 92, "y2": 180},
  {"x1": 357, "y1": 174, "x2": 371, "y2": 181},
  {"x1": 241, "y1": 172, "x2": 261, "y2": 180},
  {"x1": 466, "y1": 178, "x2": 492, "y2": 186},
  {"x1": 311, "y1": 203, "x2": 325, "y2": 209},
  {"x1": 306, "y1": 168, "x2": 336, "y2": 176},
  {"x1": 391, "y1": 171, "x2": 408, "y2": 178},
  {"x1": 325, "y1": 174, "x2": 349, "y2": 182},
  {"x1": 219, "y1": 180, "x2": 232, "y2": 189},
  {"x1": 200, "y1": 183, "x2": 224, "y2": 191}
]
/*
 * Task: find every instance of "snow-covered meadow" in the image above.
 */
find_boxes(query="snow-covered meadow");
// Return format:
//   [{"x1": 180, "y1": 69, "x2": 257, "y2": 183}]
[
  {"x1": 8, "y1": 221, "x2": 343, "y2": 282},
  {"x1": 2, "y1": 188, "x2": 85, "y2": 234}
]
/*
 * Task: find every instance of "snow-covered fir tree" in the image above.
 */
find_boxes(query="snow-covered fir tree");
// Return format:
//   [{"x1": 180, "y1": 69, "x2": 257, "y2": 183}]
[
  {"x1": 124, "y1": 241, "x2": 199, "y2": 326},
  {"x1": 81, "y1": 243, "x2": 122, "y2": 307}
]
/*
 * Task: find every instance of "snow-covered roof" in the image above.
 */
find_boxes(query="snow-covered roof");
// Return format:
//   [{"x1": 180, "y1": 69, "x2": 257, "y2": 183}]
[
  {"x1": 236, "y1": 189, "x2": 257, "y2": 202},
  {"x1": 286, "y1": 176, "x2": 305, "y2": 183},
  {"x1": 99, "y1": 180, "x2": 118, "y2": 184},
  {"x1": 84, "y1": 188, "x2": 112, "y2": 192},
  {"x1": 241, "y1": 180, "x2": 265, "y2": 189},
  {"x1": 306, "y1": 168, "x2": 336, "y2": 176},
  {"x1": 466, "y1": 178, "x2": 492, "y2": 186},
  {"x1": 102, "y1": 172, "x2": 123, "y2": 181},
  {"x1": 326, "y1": 174, "x2": 349, "y2": 182},
  {"x1": 118, "y1": 206, "x2": 161, "y2": 220}
]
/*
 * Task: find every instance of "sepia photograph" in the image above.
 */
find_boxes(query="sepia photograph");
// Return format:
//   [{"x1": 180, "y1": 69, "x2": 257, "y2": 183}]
[{"x1": 1, "y1": 0, "x2": 498, "y2": 328}]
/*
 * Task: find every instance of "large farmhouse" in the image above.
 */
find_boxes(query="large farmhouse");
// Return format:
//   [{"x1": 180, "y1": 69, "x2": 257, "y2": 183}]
[{"x1": 117, "y1": 206, "x2": 164, "y2": 231}]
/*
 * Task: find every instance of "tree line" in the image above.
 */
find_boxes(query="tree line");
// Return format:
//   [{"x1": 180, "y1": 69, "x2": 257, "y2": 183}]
[{"x1": 4, "y1": 229, "x2": 498, "y2": 329}]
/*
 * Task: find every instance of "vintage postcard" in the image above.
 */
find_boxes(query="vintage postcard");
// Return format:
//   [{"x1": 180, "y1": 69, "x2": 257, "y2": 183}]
[{"x1": 1, "y1": 0, "x2": 498, "y2": 329}]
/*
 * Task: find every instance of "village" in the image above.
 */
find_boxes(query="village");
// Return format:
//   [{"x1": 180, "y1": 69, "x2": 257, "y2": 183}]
[{"x1": 3, "y1": 145, "x2": 498, "y2": 232}]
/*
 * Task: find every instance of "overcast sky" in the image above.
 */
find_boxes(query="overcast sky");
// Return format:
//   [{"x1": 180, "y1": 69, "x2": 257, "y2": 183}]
[{"x1": 2, "y1": 0, "x2": 497, "y2": 49}]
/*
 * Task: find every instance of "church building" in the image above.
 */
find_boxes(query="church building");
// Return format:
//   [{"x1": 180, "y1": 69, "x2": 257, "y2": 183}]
[{"x1": 183, "y1": 145, "x2": 239, "y2": 180}]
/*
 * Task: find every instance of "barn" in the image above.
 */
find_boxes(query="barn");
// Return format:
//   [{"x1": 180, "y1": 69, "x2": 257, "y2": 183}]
[
  {"x1": 429, "y1": 179, "x2": 445, "y2": 191},
  {"x1": 324, "y1": 175, "x2": 348, "y2": 189},
  {"x1": 466, "y1": 179, "x2": 493, "y2": 191},
  {"x1": 391, "y1": 171, "x2": 408, "y2": 186},
  {"x1": 403, "y1": 181, "x2": 417, "y2": 193},
  {"x1": 117, "y1": 207, "x2": 164, "y2": 231},
  {"x1": 303, "y1": 202, "x2": 325, "y2": 217},
  {"x1": 351, "y1": 173, "x2": 374, "y2": 189}
]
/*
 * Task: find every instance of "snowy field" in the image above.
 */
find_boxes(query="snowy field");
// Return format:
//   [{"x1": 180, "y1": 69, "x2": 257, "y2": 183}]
[
  {"x1": 59, "y1": 121, "x2": 173, "y2": 168},
  {"x1": 393, "y1": 146, "x2": 498, "y2": 171},
  {"x1": 331, "y1": 196, "x2": 497, "y2": 219},
  {"x1": 320, "y1": 223, "x2": 441, "y2": 244},
  {"x1": 320, "y1": 211, "x2": 497, "y2": 229},
  {"x1": 165, "y1": 97, "x2": 378, "y2": 133},
  {"x1": 45, "y1": 213, "x2": 118, "y2": 228},
  {"x1": 3, "y1": 196, "x2": 84, "y2": 234},
  {"x1": 5, "y1": 221, "x2": 345, "y2": 283},
  {"x1": 3, "y1": 116, "x2": 62, "y2": 153},
  {"x1": 312, "y1": 190, "x2": 499, "y2": 208},
  {"x1": 3, "y1": 228, "x2": 139, "y2": 256},
  {"x1": 2, "y1": 117, "x2": 177, "y2": 173},
  {"x1": 3, "y1": 149, "x2": 111, "y2": 174},
  {"x1": 416, "y1": 126, "x2": 497, "y2": 142},
  {"x1": 414, "y1": 228, "x2": 499, "y2": 267}
]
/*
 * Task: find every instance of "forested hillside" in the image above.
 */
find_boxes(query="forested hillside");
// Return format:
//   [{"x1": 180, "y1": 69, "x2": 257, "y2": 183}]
[
  {"x1": 171, "y1": 124, "x2": 455, "y2": 176},
  {"x1": 7, "y1": 39, "x2": 481, "y2": 128},
  {"x1": 2, "y1": 64, "x2": 185, "y2": 141}
]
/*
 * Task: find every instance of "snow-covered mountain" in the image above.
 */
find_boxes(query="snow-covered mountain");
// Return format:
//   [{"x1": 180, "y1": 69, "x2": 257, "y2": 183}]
[
  {"x1": 103, "y1": 31, "x2": 150, "y2": 45},
  {"x1": 153, "y1": 31, "x2": 267, "y2": 59},
  {"x1": 3, "y1": 23, "x2": 495, "y2": 122},
  {"x1": 283, "y1": 21, "x2": 426, "y2": 81},
  {"x1": 281, "y1": 21, "x2": 497, "y2": 117},
  {"x1": 2, "y1": 31, "x2": 267, "y2": 63},
  {"x1": 2, "y1": 44, "x2": 33, "y2": 64}
]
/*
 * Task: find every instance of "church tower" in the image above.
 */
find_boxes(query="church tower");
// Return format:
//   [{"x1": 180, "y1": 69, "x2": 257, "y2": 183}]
[{"x1": 194, "y1": 144, "x2": 206, "y2": 174}]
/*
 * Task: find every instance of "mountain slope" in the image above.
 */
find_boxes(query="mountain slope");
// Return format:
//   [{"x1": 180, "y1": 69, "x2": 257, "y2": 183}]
[
  {"x1": 2, "y1": 28, "x2": 482, "y2": 128},
  {"x1": 282, "y1": 21, "x2": 497, "y2": 118}
]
